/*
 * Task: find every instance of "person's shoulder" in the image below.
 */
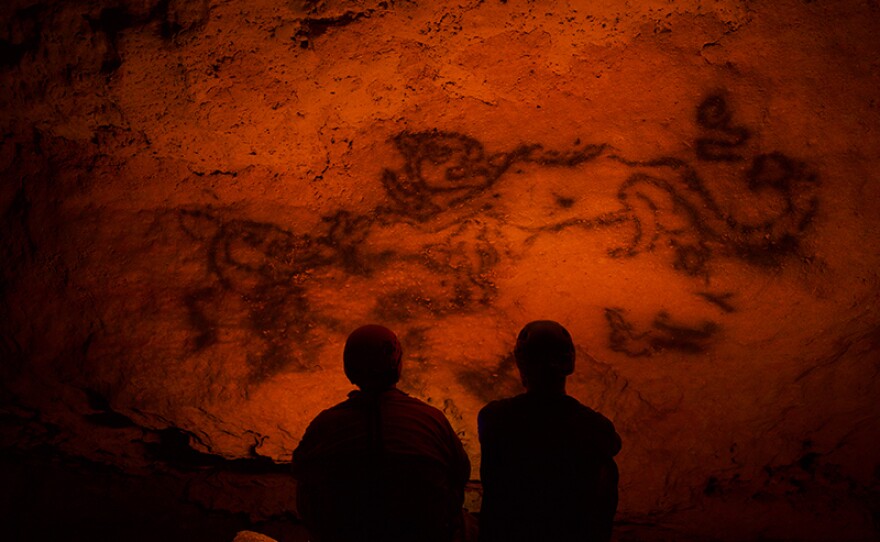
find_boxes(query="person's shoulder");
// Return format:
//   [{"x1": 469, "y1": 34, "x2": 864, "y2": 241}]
[
  {"x1": 306, "y1": 392, "x2": 370, "y2": 424},
  {"x1": 564, "y1": 396, "x2": 616, "y2": 428},
  {"x1": 304, "y1": 400, "x2": 350, "y2": 428},
  {"x1": 564, "y1": 396, "x2": 622, "y2": 452},
  {"x1": 319, "y1": 393, "x2": 360, "y2": 412},
  {"x1": 478, "y1": 394, "x2": 527, "y2": 420}
]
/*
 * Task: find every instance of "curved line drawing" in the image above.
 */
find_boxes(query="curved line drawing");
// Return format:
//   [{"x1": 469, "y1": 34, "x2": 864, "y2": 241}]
[{"x1": 171, "y1": 90, "x2": 820, "y2": 379}]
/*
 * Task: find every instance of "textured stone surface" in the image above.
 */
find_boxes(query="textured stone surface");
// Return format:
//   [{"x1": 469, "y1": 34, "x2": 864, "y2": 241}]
[
  {"x1": 233, "y1": 531, "x2": 279, "y2": 542},
  {"x1": 1, "y1": 0, "x2": 879, "y2": 540}
]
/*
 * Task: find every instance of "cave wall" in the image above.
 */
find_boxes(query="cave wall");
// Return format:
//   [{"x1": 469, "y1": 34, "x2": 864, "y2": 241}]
[{"x1": 1, "y1": 0, "x2": 879, "y2": 540}]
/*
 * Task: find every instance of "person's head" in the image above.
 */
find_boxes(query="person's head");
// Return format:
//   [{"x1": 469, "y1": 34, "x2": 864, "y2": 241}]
[
  {"x1": 343, "y1": 324, "x2": 403, "y2": 391},
  {"x1": 514, "y1": 320, "x2": 575, "y2": 393}
]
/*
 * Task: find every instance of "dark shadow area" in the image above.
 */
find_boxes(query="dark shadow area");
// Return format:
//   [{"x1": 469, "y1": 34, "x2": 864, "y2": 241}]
[{"x1": 0, "y1": 447, "x2": 307, "y2": 542}]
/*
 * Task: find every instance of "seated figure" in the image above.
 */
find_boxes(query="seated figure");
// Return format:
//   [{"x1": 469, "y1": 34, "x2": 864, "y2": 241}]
[
  {"x1": 292, "y1": 324, "x2": 471, "y2": 542},
  {"x1": 478, "y1": 320, "x2": 621, "y2": 542}
]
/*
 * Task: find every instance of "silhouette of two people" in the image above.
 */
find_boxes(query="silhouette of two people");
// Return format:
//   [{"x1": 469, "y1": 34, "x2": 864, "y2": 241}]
[{"x1": 292, "y1": 321, "x2": 620, "y2": 542}]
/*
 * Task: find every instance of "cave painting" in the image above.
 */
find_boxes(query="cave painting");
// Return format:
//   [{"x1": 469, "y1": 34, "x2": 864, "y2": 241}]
[
  {"x1": 604, "y1": 308, "x2": 719, "y2": 358},
  {"x1": 175, "y1": 91, "x2": 819, "y2": 382}
]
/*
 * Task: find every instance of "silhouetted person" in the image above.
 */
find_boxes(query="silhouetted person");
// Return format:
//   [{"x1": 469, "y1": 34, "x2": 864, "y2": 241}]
[
  {"x1": 292, "y1": 324, "x2": 471, "y2": 542},
  {"x1": 478, "y1": 321, "x2": 621, "y2": 542}
]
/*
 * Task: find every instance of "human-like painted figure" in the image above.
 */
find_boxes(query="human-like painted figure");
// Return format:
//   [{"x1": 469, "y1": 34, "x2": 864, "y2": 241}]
[
  {"x1": 292, "y1": 325, "x2": 471, "y2": 542},
  {"x1": 478, "y1": 321, "x2": 621, "y2": 542}
]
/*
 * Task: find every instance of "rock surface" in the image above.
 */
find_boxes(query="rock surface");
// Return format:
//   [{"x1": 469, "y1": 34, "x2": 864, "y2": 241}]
[
  {"x1": 233, "y1": 531, "x2": 279, "y2": 542},
  {"x1": 1, "y1": 0, "x2": 879, "y2": 540}
]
